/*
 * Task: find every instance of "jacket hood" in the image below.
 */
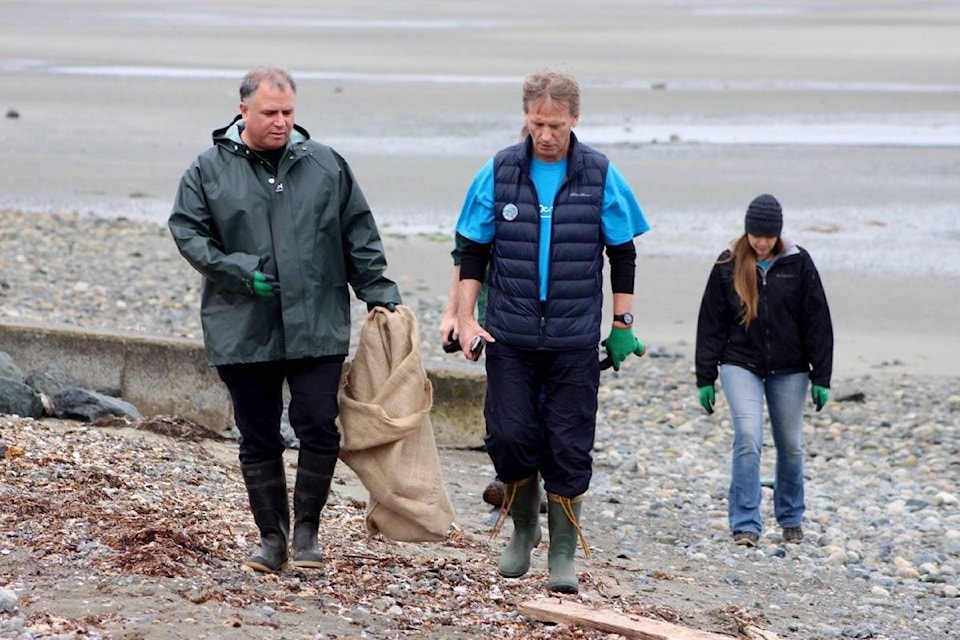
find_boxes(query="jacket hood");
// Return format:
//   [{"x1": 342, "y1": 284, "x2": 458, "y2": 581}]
[
  {"x1": 211, "y1": 114, "x2": 310, "y2": 147},
  {"x1": 723, "y1": 235, "x2": 800, "y2": 260},
  {"x1": 766, "y1": 237, "x2": 800, "y2": 265},
  {"x1": 779, "y1": 236, "x2": 799, "y2": 256}
]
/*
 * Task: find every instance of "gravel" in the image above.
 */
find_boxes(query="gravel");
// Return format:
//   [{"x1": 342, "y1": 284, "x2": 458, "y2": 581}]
[{"x1": 2, "y1": 208, "x2": 959, "y2": 640}]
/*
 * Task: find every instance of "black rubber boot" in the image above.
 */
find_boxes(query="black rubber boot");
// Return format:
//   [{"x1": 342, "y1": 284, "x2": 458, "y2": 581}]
[
  {"x1": 497, "y1": 475, "x2": 543, "y2": 578},
  {"x1": 291, "y1": 450, "x2": 337, "y2": 569},
  {"x1": 240, "y1": 459, "x2": 289, "y2": 573},
  {"x1": 547, "y1": 493, "x2": 588, "y2": 594}
]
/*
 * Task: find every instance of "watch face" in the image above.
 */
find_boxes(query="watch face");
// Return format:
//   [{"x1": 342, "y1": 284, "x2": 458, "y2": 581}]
[{"x1": 618, "y1": 313, "x2": 634, "y2": 325}]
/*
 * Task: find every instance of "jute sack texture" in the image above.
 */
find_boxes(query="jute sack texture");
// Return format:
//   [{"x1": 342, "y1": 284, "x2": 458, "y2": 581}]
[{"x1": 337, "y1": 306, "x2": 456, "y2": 542}]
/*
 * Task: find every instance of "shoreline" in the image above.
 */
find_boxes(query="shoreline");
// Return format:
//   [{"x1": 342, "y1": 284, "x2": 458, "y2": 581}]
[
  {"x1": 2, "y1": 207, "x2": 957, "y2": 380},
  {"x1": 2, "y1": 0, "x2": 958, "y2": 381},
  {"x1": 2, "y1": 4, "x2": 960, "y2": 637},
  {"x1": 380, "y1": 233, "x2": 960, "y2": 379}
]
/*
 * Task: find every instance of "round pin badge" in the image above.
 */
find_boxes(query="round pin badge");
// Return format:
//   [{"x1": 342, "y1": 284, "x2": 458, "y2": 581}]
[{"x1": 502, "y1": 203, "x2": 519, "y2": 221}]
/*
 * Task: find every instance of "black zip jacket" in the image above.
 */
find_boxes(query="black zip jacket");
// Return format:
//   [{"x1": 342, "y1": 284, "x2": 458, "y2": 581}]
[{"x1": 695, "y1": 242, "x2": 833, "y2": 388}]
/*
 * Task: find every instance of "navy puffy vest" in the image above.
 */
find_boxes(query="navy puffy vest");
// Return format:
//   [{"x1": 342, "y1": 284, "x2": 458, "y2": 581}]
[{"x1": 485, "y1": 134, "x2": 608, "y2": 350}]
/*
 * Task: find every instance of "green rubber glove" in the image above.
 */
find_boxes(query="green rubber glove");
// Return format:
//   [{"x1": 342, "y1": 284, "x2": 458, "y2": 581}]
[
  {"x1": 251, "y1": 271, "x2": 280, "y2": 298},
  {"x1": 367, "y1": 301, "x2": 397, "y2": 312},
  {"x1": 698, "y1": 385, "x2": 715, "y2": 414},
  {"x1": 812, "y1": 385, "x2": 829, "y2": 412},
  {"x1": 601, "y1": 326, "x2": 646, "y2": 372}
]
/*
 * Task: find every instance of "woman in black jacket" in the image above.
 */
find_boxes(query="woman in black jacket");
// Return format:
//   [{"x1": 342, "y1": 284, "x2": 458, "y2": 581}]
[{"x1": 695, "y1": 194, "x2": 833, "y2": 547}]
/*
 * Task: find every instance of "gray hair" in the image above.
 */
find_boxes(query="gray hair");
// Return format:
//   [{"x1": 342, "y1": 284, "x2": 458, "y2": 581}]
[
  {"x1": 522, "y1": 67, "x2": 580, "y2": 117},
  {"x1": 239, "y1": 66, "x2": 297, "y2": 104}
]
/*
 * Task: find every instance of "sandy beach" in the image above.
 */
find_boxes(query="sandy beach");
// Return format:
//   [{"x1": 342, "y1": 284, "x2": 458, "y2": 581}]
[{"x1": 2, "y1": 1, "x2": 959, "y2": 377}]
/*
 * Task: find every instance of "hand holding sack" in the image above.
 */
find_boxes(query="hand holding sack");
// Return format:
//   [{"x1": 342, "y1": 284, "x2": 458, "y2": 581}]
[{"x1": 338, "y1": 306, "x2": 455, "y2": 542}]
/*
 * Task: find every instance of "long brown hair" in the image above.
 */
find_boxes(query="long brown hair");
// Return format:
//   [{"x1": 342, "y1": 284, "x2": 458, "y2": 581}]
[{"x1": 718, "y1": 234, "x2": 784, "y2": 328}]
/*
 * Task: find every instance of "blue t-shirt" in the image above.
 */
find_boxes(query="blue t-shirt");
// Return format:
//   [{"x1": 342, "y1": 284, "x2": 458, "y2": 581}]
[{"x1": 456, "y1": 156, "x2": 650, "y2": 300}]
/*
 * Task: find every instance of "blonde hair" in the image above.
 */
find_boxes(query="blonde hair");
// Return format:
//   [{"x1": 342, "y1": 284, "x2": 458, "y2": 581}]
[
  {"x1": 522, "y1": 67, "x2": 580, "y2": 117},
  {"x1": 719, "y1": 234, "x2": 784, "y2": 327}
]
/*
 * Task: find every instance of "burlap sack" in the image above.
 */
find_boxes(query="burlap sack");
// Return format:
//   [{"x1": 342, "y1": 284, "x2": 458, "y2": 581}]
[{"x1": 337, "y1": 306, "x2": 456, "y2": 541}]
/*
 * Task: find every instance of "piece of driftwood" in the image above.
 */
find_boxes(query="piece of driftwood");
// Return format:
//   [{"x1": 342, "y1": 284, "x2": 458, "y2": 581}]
[{"x1": 518, "y1": 598, "x2": 741, "y2": 640}]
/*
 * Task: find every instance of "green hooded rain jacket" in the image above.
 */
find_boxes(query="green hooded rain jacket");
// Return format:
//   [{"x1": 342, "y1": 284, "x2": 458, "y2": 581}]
[{"x1": 169, "y1": 116, "x2": 401, "y2": 366}]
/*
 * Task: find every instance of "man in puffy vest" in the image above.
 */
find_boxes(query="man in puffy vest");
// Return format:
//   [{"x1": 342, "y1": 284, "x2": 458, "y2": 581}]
[{"x1": 454, "y1": 67, "x2": 650, "y2": 594}]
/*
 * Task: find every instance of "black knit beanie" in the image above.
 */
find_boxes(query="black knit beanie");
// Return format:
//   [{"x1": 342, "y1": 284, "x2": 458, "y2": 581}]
[{"x1": 744, "y1": 194, "x2": 783, "y2": 237}]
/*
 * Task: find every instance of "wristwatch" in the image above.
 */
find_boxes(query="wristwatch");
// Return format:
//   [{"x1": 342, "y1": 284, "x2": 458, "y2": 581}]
[{"x1": 613, "y1": 312, "x2": 634, "y2": 326}]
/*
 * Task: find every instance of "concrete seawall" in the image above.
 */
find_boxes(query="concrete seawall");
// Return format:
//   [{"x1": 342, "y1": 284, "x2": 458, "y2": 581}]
[{"x1": 0, "y1": 320, "x2": 486, "y2": 446}]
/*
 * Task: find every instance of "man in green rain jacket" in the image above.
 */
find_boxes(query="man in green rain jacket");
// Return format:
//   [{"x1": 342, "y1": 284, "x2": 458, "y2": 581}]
[{"x1": 169, "y1": 66, "x2": 401, "y2": 574}]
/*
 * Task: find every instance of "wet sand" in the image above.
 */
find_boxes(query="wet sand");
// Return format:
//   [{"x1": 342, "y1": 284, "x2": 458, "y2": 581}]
[{"x1": 1, "y1": 0, "x2": 958, "y2": 376}]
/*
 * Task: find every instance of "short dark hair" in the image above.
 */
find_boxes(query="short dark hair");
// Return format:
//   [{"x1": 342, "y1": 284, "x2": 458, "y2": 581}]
[{"x1": 239, "y1": 66, "x2": 297, "y2": 104}]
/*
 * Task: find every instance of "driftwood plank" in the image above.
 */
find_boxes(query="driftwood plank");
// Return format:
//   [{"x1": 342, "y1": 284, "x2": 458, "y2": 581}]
[{"x1": 517, "y1": 598, "x2": 734, "y2": 640}]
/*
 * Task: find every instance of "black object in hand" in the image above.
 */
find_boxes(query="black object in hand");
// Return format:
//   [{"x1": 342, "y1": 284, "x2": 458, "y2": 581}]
[
  {"x1": 442, "y1": 330, "x2": 462, "y2": 353},
  {"x1": 469, "y1": 335, "x2": 486, "y2": 360}
]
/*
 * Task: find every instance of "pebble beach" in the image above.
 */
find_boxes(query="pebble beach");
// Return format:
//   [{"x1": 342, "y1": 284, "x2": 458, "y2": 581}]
[
  {"x1": 1, "y1": 208, "x2": 959, "y2": 639},
  {"x1": 2, "y1": 1, "x2": 960, "y2": 637}
]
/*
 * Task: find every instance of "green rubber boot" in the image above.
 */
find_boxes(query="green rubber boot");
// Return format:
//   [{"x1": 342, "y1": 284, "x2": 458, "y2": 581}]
[
  {"x1": 497, "y1": 475, "x2": 543, "y2": 577},
  {"x1": 240, "y1": 459, "x2": 290, "y2": 573},
  {"x1": 547, "y1": 493, "x2": 587, "y2": 594},
  {"x1": 291, "y1": 450, "x2": 337, "y2": 569}
]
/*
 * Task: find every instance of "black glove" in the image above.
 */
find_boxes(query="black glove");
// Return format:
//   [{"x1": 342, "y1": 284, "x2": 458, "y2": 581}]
[
  {"x1": 442, "y1": 330, "x2": 463, "y2": 353},
  {"x1": 367, "y1": 302, "x2": 397, "y2": 312}
]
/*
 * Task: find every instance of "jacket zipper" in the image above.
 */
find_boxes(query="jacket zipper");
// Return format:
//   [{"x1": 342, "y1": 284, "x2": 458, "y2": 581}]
[{"x1": 536, "y1": 174, "x2": 568, "y2": 348}]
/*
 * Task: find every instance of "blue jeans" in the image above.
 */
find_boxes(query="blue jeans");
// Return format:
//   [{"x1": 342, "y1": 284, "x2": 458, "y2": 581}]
[{"x1": 720, "y1": 364, "x2": 807, "y2": 535}]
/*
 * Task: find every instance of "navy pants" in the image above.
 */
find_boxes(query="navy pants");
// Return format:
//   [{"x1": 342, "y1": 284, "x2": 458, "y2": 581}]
[
  {"x1": 217, "y1": 356, "x2": 345, "y2": 464},
  {"x1": 483, "y1": 343, "x2": 600, "y2": 498}
]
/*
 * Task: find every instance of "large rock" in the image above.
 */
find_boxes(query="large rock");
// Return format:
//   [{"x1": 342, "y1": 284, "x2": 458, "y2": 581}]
[
  {"x1": 0, "y1": 377, "x2": 43, "y2": 418},
  {"x1": 52, "y1": 388, "x2": 141, "y2": 422},
  {"x1": 25, "y1": 364, "x2": 90, "y2": 397},
  {"x1": 0, "y1": 351, "x2": 24, "y2": 382}
]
